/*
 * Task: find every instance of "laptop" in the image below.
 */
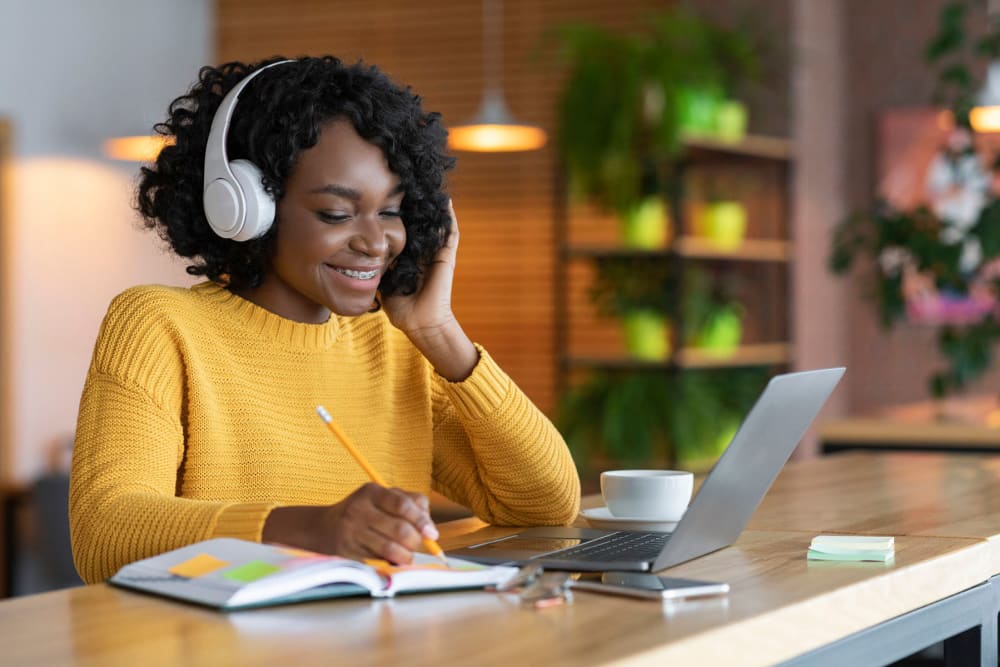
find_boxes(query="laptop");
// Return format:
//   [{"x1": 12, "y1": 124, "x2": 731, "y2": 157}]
[{"x1": 451, "y1": 367, "x2": 845, "y2": 572}]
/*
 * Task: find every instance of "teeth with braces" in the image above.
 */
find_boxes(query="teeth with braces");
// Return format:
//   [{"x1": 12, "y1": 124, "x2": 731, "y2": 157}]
[{"x1": 335, "y1": 268, "x2": 378, "y2": 280}]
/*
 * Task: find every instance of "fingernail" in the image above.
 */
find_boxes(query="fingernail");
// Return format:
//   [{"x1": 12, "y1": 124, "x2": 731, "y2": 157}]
[{"x1": 422, "y1": 524, "x2": 439, "y2": 540}]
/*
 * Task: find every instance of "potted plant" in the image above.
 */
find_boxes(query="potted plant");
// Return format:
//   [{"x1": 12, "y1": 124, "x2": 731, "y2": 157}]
[
  {"x1": 588, "y1": 257, "x2": 677, "y2": 360},
  {"x1": 552, "y1": 10, "x2": 764, "y2": 476},
  {"x1": 552, "y1": 8, "x2": 760, "y2": 246},
  {"x1": 682, "y1": 266, "x2": 744, "y2": 355},
  {"x1": 558, "y1": 370, "x2": 674, "y2": 483}
]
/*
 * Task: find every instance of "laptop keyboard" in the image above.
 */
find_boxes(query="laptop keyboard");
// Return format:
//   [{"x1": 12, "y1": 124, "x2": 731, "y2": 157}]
[{"x1": 549, "y1": 531, "x2": 671, "y2": 562}]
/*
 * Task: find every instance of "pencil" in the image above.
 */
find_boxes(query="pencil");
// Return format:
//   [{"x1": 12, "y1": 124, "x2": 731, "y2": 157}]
[{"x1": 315, "y1": 405, "x2": 448, "y2": 564}]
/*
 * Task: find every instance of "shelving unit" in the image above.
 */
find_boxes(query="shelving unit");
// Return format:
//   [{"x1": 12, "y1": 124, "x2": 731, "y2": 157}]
[{"x1": 554, "y1": 134, "x2": 795, "y2": 465}]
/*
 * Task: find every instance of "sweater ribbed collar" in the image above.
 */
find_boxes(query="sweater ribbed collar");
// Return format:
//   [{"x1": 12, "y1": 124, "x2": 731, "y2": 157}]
[{"x1": 194, "y1": 281, "x2": 341, "y2": 350}]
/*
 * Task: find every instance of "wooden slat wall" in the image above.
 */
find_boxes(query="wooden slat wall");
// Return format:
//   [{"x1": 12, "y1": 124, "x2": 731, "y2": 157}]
[{"x1": 216, "y1": 0, "x2": 672, "y2": 414}]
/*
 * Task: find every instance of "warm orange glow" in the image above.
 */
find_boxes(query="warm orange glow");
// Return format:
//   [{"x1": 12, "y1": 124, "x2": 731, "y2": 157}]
[
  {"x1": 448, "y1": 124, "x2": 547, "y2": 152},
  {"x1": 102, "y1": 135, "x2": 174, "y2": 162},
  {"x1": 970, "y1": 106, "x2": 1000, "y2": 133}
]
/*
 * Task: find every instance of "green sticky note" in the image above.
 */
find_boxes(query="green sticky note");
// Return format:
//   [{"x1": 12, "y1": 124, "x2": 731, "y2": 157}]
[
  {"x1": 223, "y1": 560, "x2": 281, "y2": 582},
  {"x1": 807, "y1": 548, "x2": 894, "y2": 563}
]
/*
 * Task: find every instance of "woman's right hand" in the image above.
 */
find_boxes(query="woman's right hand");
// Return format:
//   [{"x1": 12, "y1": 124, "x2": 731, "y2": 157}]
[{"x1": 262, "y1": 483, "x2": 440, "y2": 564}]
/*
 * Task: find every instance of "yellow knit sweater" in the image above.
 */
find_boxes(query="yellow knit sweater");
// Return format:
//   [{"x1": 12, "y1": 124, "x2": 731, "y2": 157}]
[{"x1": 70, "y1": 282, "x2": 580, "y2": 583}]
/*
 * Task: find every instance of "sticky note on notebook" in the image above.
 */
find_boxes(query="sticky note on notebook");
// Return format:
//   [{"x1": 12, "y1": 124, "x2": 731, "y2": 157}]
[
  {"x1": 169, "y1": 553, "x2": 230, "y2": 578},
  {"x1": 223, "y1": 560, "x2": 282, "y2": 582},
  {"x1": 808, "y1": 535, "x2": 895, "y2": 562}
]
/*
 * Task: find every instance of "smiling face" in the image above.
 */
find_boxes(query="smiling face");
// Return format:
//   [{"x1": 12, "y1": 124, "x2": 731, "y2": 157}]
[{"x1": 239, "y1": 119, "x2": 407, "y2": 323}]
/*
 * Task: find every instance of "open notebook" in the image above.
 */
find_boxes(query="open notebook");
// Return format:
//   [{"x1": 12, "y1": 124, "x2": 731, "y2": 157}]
[{"x1": 109, "y1": 538, "x2": 518, "y2": 610}]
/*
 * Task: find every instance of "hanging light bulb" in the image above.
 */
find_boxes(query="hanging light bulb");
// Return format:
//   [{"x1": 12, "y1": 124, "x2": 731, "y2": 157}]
[
  {"x1": 102, "y1": 134, "x2": 174, "y2": 162},
  {"x1": 971, "y1": 0, "x2": 1000, "y2": 132},
  {"x1": 971, "y1": 61, "x2": 1000, "y2": 132},
  {"x1": 448, "y1": 0, "x2": 546, "y2": 152}
]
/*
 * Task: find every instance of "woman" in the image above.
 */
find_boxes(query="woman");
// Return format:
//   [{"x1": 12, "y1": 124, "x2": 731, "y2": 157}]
[{"x1": 69, "y1": 56, "x2": 580, "y2": 584}]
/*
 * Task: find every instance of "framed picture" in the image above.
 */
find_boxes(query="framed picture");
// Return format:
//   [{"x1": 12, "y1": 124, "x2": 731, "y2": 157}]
[{"x1": 878, "y1": 108, "x2": 1000, "y2": 325}]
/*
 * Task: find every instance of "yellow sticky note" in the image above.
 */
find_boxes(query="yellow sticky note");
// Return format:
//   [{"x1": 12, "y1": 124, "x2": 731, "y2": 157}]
[{"x1": 169, "y1": 553, "x2": 230, "y2": 578}]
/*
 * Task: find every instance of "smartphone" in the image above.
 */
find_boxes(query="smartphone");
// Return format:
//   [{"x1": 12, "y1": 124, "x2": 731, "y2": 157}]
[{"x1": 571, "y1": 572, "x2": 730, "y2": 600}]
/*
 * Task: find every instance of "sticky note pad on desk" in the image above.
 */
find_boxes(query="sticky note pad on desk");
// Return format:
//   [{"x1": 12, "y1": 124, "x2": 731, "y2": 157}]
[{"x1": 808, "y1": 535, "x2": 895, "y2": 562}]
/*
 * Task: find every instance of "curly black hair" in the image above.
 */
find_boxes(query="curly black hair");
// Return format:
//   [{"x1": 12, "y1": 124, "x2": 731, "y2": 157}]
[{"x1": 137, "y1": 56, "x2": 455, "y2": 296}]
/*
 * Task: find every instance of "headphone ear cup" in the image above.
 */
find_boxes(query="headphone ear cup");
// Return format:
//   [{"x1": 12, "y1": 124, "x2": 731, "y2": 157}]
[{"x1": 228, "y1": 159, "x2": 275, "y2": 241}]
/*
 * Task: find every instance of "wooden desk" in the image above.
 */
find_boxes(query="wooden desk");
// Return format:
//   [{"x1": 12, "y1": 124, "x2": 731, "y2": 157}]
[
  {"x1": 0, "y1": 535, "x2": 990, "y2": 664},
  {"x1": 750, "y1": 451, "x2": 1000, "y2": 568},
  {"x1": 0, "y1": 453, "x2": 997, "y2": 666}
]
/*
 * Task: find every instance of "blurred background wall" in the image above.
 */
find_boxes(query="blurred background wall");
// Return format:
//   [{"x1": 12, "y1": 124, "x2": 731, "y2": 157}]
[{"x1": 0, "y1": 0, "x2": 211, "y2": 484}]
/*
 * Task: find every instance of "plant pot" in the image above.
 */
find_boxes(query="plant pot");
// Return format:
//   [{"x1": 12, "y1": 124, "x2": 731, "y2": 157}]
[
  {"x1": 696, "y1": 306, "x2": 743, "y2": 355},
  {"x1": 714, "y1": 99, "x2": 748, "y2": 143},
  {"x1": 621, "y1": 196, "x2": 671, "y2": 248},
  {"x1": 622, "y1": 311, "x2": 671, "y2": 360},
  {"x1": 677, "y1": 86, "x2": 725, "y2": 138},
  {"x1": 704, "y1": 201, "x2": 747, "y2": 249}
]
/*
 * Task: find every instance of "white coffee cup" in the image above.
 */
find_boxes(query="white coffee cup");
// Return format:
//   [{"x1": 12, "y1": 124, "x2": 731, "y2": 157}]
[{"x1": 600, "y1": 469, "x2": 693, "y2": 520}]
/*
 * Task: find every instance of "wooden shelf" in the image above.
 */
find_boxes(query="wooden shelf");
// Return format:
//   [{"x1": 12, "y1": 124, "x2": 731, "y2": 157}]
[
  {"x1": 681, "y1": 134, "x2": 794, "y2": 161},
  {"x1": 564, "y1": 236, "x2": 791, "y2": 263},
  {"x1": 674, "y1": 236, "x2": 791, "y2": 262},
  {"x1": 676, "y1": 342, "x2": 792, "y2": 368},
  {"x1": 565, "y1": 343, "x2": 793, "y2": 371}
]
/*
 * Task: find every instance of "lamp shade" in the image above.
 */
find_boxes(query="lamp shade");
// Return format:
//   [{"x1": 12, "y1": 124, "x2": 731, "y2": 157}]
[
  {"x1": 971, "y1": 61, "x2": 1000, "y2": 133},
  {"x1": 449, "y1": 88, "x2": 547, "y2": 152},
  {"x1": 448, "y1": 0, "x2": 547, "y2": 153},
  {"x1": 102, "y1": 135, "x2": 174, "y2": 162}
]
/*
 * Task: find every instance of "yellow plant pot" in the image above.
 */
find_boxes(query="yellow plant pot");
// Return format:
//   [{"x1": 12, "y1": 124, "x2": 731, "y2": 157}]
[
  {"x1": 622, "y1": 311, "x2": 671, "y2": 360},
  {"x1": 704, "y1": 201, "x2": 747, "y2": 249},
  {"x1": 714, "y1": 99, "x2": 748, "y2": 143},
  {"x1": 621, "y1": 196, "x2": 671, "y2": 248},
  {"x1": 695, "y1": 307, "x2": 743, "y2": 356}
]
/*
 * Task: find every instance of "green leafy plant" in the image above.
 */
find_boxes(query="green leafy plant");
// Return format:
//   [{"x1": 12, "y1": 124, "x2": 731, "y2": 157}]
[
  {"x1": 558, "y1": 367, "x2": 770, "y2": 477},
  {"x1": 665, "y1": 367, "x2": 769, "y2": 469},
  {"x1": 558, "y1": 371, "x2": 674, "y2": 474},
  {"x1": 553, "y1": 9, "x2": 766, "y2": 475},
  {"x1": 681, "y1": 265, "x2": 744, "y2": 348},
  {"x1": 552, "y1": 8, "x2": 759, "y2": 218},
  {"x1": 830, "y1": 202, "x2": 1000, "y2": 397},
  {"x1": 588, "y1": 257, "x2": 678, "y2": 318}
]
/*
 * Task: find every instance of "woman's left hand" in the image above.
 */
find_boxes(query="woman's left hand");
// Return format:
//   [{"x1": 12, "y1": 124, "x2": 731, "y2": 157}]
[{"x1": 383, "y1": 199, "x2": 478, "y2": 381}]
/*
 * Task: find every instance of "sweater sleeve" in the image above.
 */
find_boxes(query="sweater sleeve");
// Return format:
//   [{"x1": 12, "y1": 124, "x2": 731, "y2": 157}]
[
  {"x1": 69, "y1": 291, "x2": 276, "y2": 584},
  {"x1": 430, "y1": 345, "x2": 580, "y2": 526}
]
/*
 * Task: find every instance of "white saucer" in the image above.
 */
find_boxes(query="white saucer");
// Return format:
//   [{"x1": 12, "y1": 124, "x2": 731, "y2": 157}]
[{"x1": 580, "y1": 507, "x2": 680, "y2": 532}]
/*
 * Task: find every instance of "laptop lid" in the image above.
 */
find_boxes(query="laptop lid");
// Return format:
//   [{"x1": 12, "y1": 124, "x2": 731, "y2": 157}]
[
  {"x1": 651, "y1": 366, "x2": 845, "y2": 570},
  {"x1": 451, "y1": 367, "x2": 845, "y2": 572}
]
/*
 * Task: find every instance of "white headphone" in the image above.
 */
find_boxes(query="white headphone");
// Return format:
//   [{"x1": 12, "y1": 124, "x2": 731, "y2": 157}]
[{"x1": 203, "y1": 60, "x2": 294, "y2": 241}]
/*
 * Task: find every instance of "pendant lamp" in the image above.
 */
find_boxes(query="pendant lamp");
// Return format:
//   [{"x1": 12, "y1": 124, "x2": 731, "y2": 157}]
[
  {"x1": 102, "y1": 135, "x2": 173, "y2": 162},
  {"x1": 448, "y1": 0, "x2": 546, "y2": 152},
  {"x1": 971, "y1": 0, "x2": 1000, "y2": 132}
]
